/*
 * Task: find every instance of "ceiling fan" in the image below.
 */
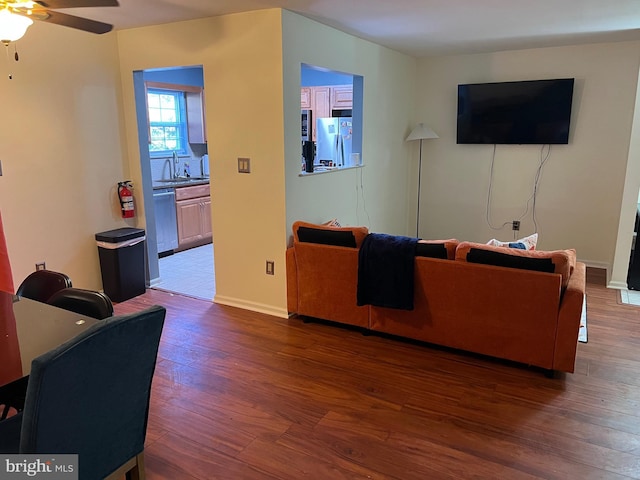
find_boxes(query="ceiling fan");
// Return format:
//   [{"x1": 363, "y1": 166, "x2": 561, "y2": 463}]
[{"x1": 0, "y1": 0, "x2": 119, "y2": 45}]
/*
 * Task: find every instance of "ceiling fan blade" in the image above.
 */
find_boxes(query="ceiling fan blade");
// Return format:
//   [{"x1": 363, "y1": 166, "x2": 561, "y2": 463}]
[
  {"x1": 34, "y1": 0, "x2": 119, "y2": 8},
  {"x1": 38, "y1": 10, "x2": 113, "y2": 34}
]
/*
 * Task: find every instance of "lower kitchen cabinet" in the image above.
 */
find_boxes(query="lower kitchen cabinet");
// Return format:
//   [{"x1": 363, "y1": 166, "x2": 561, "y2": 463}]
[{"x1": 175, "y1": 184, "x2": 212, "y2": 250}]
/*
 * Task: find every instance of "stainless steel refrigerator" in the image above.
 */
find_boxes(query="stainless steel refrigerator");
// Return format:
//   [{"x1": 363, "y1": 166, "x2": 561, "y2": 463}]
[{"x1": 316, "y1": 117, "x2": 353, "y2": 168}]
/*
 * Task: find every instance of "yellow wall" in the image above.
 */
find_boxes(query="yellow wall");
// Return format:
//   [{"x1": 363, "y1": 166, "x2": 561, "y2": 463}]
[
  {"x1": 116, "y1": 10, "x2": 287, "y2": 316},
  {"x1": 0, "y1": 21, "x2": 128, "y2": 290},
  {"x1": 414, "y1": 42, "x2": 640, "y2": 274}
]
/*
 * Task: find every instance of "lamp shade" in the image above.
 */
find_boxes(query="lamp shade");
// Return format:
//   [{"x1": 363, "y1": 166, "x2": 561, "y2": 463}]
[
  {"x1": 406, "y1": 123, "x2": 439, "y2": 141},
  {"x1": 0, "y1": 9, "x2": 33, "y2": 45}
]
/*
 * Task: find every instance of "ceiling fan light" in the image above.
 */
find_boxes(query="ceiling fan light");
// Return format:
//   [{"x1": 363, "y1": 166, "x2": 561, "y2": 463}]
[{"x1": 0, "y1": 9, "x2": 33, "y2": 44}]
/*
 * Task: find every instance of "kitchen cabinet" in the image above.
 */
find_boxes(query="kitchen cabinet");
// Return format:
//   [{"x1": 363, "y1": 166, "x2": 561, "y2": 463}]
[
  {"x1": 311, "y1": 86, "x2": 331, "y2": 120},
  {"x1": 175, "y1": 184, "x2": 212, "y2": 251},
  {"x1": 301, "y1": 85, "x2": 353, "y2": 141},
  {"x1": 330, "y1": 85, "x2": 353, "y2": 109},
  {"x1": 186, "y1": 88, "x2": 207, "y2": 144},
  {"x1": 309, "y1": 86, "x2": 330, "y2": 141},
  {"x1": 301, "y1": 87, "x2": 311, "y2": 109}
]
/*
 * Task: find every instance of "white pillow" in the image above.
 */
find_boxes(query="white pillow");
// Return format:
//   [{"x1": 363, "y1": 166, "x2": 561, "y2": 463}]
[
  {"x1": 487, "y1": 232, "x2": 538, "y2": 250},
  {"x1": 323, "y1": 218, "x2": 342, "y2": 227}
]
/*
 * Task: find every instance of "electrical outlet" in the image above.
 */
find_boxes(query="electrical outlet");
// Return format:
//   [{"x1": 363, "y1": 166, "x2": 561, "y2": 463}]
[
  {"x1": 512, "y1": 220, "x2": 520, "y2": 231},
  {"x1": 238, "y1": 157, "x2": 251, "y2": 173},
  {"x1": 35, "y1": 262, "x2": 46, "y2": 271},
  {"x1": 266, "y1": 260, "x2": 274, "y2": 275}
]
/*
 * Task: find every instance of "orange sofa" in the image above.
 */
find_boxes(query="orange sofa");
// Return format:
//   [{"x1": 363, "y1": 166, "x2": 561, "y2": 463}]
[{"x1": 286, "y1": 221, "x2": 586, "y2": 374}]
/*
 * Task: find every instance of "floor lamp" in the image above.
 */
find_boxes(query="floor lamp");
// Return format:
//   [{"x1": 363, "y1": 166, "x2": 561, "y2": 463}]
[{"x1": 406, "y1": 123, "x2": 439, "y2": 238}]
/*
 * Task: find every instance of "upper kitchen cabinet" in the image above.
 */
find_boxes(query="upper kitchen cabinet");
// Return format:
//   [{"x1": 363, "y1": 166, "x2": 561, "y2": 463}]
[
  {"x1": 330, "y1": 85, "x2": 353, "y2": 110},
  {"x1": 301, "y1": 87, "x2": 311, "y2": 109},
  {"x1": 301, "y1": 85, "x2": 352, "y2": 140},
  {"x1": 186, "y1": 88, "x2": 207, "y2": 144},
  {"x1": 311, "y1": 86, "x2": 331, "y2": 120}
]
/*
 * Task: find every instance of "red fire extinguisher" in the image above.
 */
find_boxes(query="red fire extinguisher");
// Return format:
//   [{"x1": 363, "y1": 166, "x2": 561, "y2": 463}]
[{"x1": 117, "y1": 181, "x2": 135, "y2": 218}]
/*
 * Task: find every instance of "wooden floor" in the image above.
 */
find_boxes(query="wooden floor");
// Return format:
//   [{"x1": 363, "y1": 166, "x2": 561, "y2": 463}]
[{"x1": 114, "y1": 271, "x2": 640, "y2": 479}]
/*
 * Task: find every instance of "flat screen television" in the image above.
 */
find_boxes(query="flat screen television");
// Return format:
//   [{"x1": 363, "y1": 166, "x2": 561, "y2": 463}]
[{"x1": 457, "y1": 78, "x2": 574, "y2": 145}]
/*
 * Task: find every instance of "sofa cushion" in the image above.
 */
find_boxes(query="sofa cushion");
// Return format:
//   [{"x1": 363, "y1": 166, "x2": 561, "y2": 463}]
[
  {"x1": 456, "y1": 241, "x2": 574, "y2": 287},
  {"x1": 297, "y1": 227, "x2": 356, "y2": 248},
  {"x1": 416, "y1": 239, "x2": 459, "y2": 260},
  {"x1": 292, "y1": 221, "x2": 369, "y2": 248}
]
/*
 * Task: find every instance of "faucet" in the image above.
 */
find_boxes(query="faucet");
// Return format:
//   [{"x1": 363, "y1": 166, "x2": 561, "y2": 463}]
[{"x1": 172, "y1": 151, "x2": 179, "y2": 178}]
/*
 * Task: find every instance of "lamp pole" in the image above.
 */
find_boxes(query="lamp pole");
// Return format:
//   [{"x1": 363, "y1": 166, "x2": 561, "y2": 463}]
[
  {"x1": 405, "y1": 123, "x2": 438, "y2": 239},
  {"x1": 416, "y1": 138, "x2": 423, "y2": 238}
]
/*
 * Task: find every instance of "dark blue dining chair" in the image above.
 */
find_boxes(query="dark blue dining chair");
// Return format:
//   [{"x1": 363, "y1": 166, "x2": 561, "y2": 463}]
[
  {"x1": 0, "y1": 305, "x2": 166, "y2": 479},
  {"x1": 16, "y1": 269, "x2": 72, "y2": 302},
  {"x1": 47, "y1": 287, "x2": 114, "y2": 320}
]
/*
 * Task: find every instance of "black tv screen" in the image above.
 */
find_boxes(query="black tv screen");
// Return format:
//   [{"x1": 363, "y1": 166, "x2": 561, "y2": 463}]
[{"x1": 457, "y1": 78, "x2": 574, "y2": 145}]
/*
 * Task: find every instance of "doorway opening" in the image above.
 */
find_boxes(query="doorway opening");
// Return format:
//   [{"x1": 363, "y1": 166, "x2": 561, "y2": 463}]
[{"x1": 132, "y1": 65, "x2": 215, "y2": 301}]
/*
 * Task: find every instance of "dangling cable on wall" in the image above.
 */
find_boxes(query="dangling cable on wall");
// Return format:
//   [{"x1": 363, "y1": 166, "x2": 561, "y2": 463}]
[
  {"x1": 531, "y1": 144, "x2": 551, "y2": 232},
  {"x1": 513, "y1": 144, "x2": 551, "y2": 232},
  {"x1": 485, "y1": 144, "x2": 552, "y2": 234},
  {"x1": 356, "y1": 166, "x2": 371, "y2": 227}
]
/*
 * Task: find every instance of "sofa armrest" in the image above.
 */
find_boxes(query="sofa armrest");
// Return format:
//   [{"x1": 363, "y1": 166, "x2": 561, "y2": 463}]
[
  {"x1": 293, "y1": 243, "x2": 369, "y2": 328},
  {"x1": 553, "y1": 261, "x2": 586, "y2": 373},
  {"x1": 286, "y1": 247, "x2": 298, "y2": 314}
]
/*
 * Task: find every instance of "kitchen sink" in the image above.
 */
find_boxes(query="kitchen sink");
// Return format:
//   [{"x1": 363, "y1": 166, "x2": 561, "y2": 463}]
[{"x1": 156, "y1": 177, "x2": 209, "y2": 183}]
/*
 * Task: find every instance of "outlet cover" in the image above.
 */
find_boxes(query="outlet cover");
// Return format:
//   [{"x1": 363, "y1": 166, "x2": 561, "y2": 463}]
[{"x1": 238, "y1": 157, "x2": 251, "y2": 173}]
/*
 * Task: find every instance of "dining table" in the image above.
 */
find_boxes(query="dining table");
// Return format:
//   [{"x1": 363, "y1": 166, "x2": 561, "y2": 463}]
[{"x1": 0, "y1": 289, "x2": 100, "y2": 388}]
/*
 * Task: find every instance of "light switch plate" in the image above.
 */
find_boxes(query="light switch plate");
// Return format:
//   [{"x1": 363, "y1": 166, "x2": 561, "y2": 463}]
[
  {"x1": 238, "y1": 157, "x2": 251, "y2": 173},
  {"x1": 0, "y1": 160, "x2": 3, "y2": 176}
]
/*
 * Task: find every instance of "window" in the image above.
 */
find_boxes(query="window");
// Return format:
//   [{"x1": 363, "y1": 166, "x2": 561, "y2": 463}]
[
  {"x1": 147, "y1": 88, "x2": 187, "y2": 155},
  {"x1": 300, "y1": 64, "x2": 363, "y2": 175}
]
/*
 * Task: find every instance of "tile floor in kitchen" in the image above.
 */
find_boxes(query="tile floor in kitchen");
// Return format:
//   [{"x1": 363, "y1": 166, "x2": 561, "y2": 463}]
[
  {"x1": 620, "y1": 288, "x2": 640, "y2": 306},
  {"x1": 153, "y1": 243, "x2": 215, "y2": 301}
]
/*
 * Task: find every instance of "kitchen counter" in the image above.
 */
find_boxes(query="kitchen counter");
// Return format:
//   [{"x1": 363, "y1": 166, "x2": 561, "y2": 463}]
[{"x1": 152, "y1": 177, "x2": 210, "y2": 190}]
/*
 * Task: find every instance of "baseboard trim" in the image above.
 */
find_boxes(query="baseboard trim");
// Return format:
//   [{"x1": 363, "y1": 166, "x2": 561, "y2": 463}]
[
  {"x1": 213, "y1": 295, "x2": 289, "y2": 318},
  {"x1": 581, "y1": 260, "x2": 609, "y2": 271},
  {"x1": 608, "y1": 280, "x2": 628, "y2": 290}
]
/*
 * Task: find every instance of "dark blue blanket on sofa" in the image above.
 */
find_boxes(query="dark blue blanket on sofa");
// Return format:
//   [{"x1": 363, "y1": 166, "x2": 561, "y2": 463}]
[{"x1": 357, "y1": 233, "x2": 418, "y2": 310}]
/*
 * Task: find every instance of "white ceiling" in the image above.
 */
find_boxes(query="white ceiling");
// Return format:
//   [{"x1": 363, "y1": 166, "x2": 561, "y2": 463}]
[{"x1": 64, "y1": 0, "x2": 640, "y2": 57}]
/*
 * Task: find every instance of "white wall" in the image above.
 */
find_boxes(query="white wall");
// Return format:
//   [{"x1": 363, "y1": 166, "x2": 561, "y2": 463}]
[
  {"x1": 415, "y1": 42, "x2": 640, "y2": 272},
  {"x1": 0, "y1": 22, "x2": 128, "y2": 289},
  {"x1": 282, "y1": 11, "x2": 418, "y2": 238},
  {"x1": 610, "y1": 65, "x2": 640, "y2": 288}
]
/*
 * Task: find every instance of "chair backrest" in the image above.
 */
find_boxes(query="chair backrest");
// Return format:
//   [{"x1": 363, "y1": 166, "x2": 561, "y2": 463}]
[
  {"x1": 16, "y1": 270, "x2": 72, "y2": 302},
  {"x1": 19, "y1": 305, "x2": 166, "y2": 478},
  {"x1": 47, "y1": 287, "x2": 114, "y2": 320}
]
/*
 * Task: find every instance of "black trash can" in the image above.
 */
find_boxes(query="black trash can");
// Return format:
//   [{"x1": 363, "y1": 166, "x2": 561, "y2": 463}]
[{"x1": 95, "y1": 227, "x2": 146, "y2": 302}]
